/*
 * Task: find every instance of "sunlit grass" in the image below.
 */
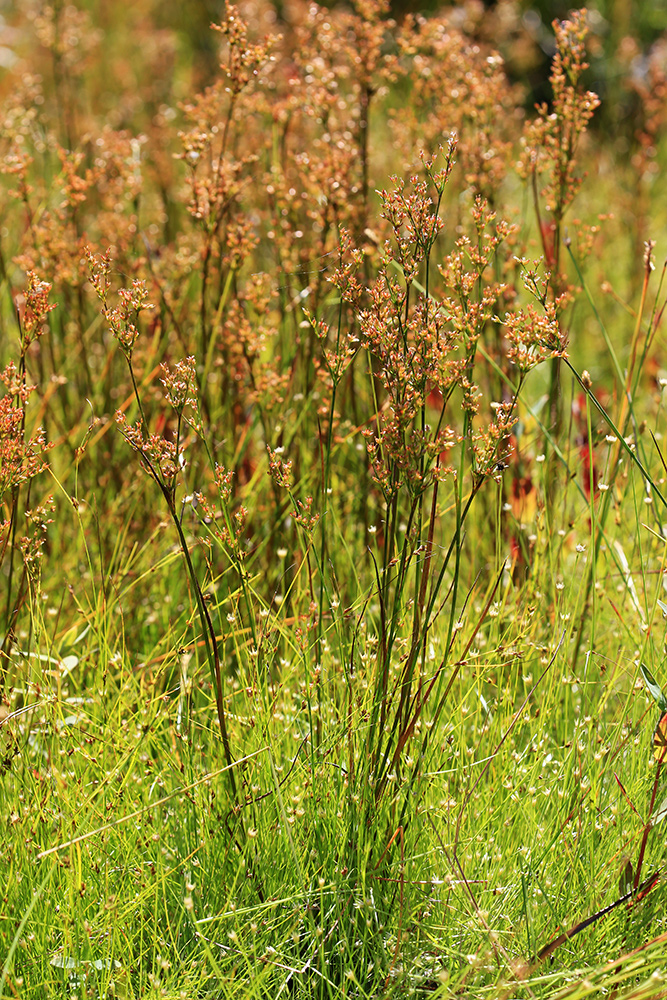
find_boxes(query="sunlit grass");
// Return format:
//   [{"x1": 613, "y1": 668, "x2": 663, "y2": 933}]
[{"x1": 1, "y1": 1, "x2": 667, "y2": 997}]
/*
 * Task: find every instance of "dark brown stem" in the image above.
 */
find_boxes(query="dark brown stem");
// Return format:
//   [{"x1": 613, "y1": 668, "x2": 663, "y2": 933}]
[
  {"x1": 167, "y1": 492, "x2": 237, "y2": 799},
  {"x1": 633, "y1": 756, "x2": 664, "y2": 891}
]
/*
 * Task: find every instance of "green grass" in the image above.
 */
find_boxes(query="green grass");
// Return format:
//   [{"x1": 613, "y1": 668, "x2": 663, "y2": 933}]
[{"x1": 2, "y1": 1, "x2": 667, "y2": 997}]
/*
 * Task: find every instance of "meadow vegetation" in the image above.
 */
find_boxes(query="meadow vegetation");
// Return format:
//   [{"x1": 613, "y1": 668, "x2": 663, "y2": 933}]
[{"x1": 1, "y1": 0, "x2": 667, "y2": 996}]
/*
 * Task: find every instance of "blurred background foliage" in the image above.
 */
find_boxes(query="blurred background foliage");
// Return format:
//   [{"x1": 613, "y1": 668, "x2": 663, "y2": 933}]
[
  {"x1": 1, "y1": 0, "x2": 665, "y2": 136},
  {"x1": 158, "y1": 0, "x2": 667, "y2": 128}
]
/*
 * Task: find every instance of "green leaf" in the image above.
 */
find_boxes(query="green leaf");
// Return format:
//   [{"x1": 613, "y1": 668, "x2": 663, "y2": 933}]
[
  {"x1": 640, "y1": 663, "x2": 667, "y2": 713},
  {"x1": 619, "y1": 858, "x2": 634, "y2": 896}
]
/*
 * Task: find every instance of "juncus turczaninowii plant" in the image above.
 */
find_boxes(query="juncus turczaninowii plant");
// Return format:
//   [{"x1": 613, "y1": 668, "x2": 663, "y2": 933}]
[
  {"x1": 328, "y1": 148, "x2": 566, "y2": 818},
  {"x1": 83, "y1": 245, "x2": 240, "y2": 800},
  {"x1": 261, "y1": 140, "x2": 569, "y2": 985},
  {"x1": 518, "y1": 9, "x2": 601, "y2": 433},
  {"x1": 392, "y1": 12, "x2": 517, "y2": 204},
  {"x1": 0, "y1": 272, "x2": 56, "y2": 688},
  {"x1": 176, "y1": 5, "x2": 281, "y2": 368}
]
